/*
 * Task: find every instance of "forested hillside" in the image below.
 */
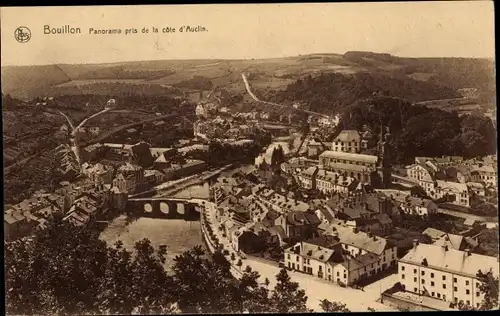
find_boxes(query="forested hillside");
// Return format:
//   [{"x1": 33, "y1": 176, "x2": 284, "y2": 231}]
[
  {"x1": 269, "y1": 72, "x2": 461, "y2": 115},
  {"x1": 343, "y1": 51, "x2": 496, "y2": 103},
  {"x1": 338, "y1": 97, "x2": 497, "y2": 164}
]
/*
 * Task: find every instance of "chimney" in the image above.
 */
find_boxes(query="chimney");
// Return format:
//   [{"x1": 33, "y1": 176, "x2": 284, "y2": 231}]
[{"x1": 413, "y1": 239, "x2": 419, "y2": 249}]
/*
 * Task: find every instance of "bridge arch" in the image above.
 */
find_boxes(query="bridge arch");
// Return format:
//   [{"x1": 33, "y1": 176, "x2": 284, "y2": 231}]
[
  {"x1": 144, "y1": 203, "x2": 153, "y2": 213},
  {"x1": 160, "y1": 202, "x2": 170, "y2": 214},
  {"x1": 177, "y1": 203, "x2": 185, "y2": 215}
]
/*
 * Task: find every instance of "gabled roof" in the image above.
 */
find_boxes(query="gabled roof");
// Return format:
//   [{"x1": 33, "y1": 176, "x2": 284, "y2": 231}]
[
  {"x1": 341, "y1": 252, "x2": 380, "y2": 271},
  {"x1": 401, "y1": 243, "x2": 499, "y2": 279},
  {"x1": 433, "y1": 233, "x2": 464, "y2": 250},
  {"x1": 320, "y1": 151, "x2": 378, "y2": 164},
  {"x1": 285, "y1": 241, "x2": 338, "y2": 263},
  {"x1": 422, "y1": 228, "x2": 446, "y2": 240},
  {"x1": 330, "y1": 224, "x2": 388, "y2": 255},
  {"x1": 334, "y1": 130, "x2": 361, "y2": 143},
  {"x1": 401, "y1": 197, "x2": 434, "y2": 209}
]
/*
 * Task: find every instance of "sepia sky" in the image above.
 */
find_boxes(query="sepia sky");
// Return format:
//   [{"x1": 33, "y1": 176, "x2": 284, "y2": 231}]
[{"x1": 0, "y1": 2, "x2": 495, "y2": 66}]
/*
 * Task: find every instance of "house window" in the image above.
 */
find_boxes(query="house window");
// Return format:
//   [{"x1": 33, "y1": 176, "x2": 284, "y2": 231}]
[
  {"x1": 344, "y1": 274, "x2": 347, "y2": 279},
  {"x1": 443, "y1": 295, "x2": 446, "y2": 301},
  {"x1": 422, "y1": 271, "x2": 425, "y2": 276},
  {"x1": 465, "y1": 280, "x2": 469, "y2": 286},
  {"x1": 453, "y1": 277, "x2": 457, "y2": 283},
  {"x1": 437, "y1": 293, "x2": 441, "y2": 298},
  {"x1": 476, "y1": 282, "x2": 480, "y2": 287},
  {"x1": 442, "y1": 276, "x2": 446, "y2": 281},
  {"x1": 466, "y1": 300, "x2": 470, "y2": 306},
  {"x1": 431, "y1": 273, "x2": 434, "y2": 278},
  {"x1": 431, "y1": 281, "x2": 435, "y2": 286},
  {"x1": 413, "y1": 287, "x2": 417, "y2": 293},
  {"x1": 319, "y1": 266, "x2": 323, "y2": 272},
  {"x1": 296, "y1": 256, "x2": 299, "y2": 262},
  {"x1": 337, "y1": 272, "x2": 339, "y2": 277},
  {"x1": 476, "y1": 292, "x2": 480, "y2": 297},
  {"x1": 414, "y1": 277, "x2": 417, "y2": 282},
  {"x1": 466, "y1": 289, "x2": 470, "y2": 295},
  {"x1": 328, "y1": 268, "x2": 331, "y2": 273},
  {"x1": 402, "y1": 274, "x2": 405, "y2": 279},
  {"x1": 414, "y1": 269, "x2": 417, "y2": 274},
  {"x1": 401, "y1": 266, "x2": 405, "y2": 271},
  {"x1": 454, "y1": 287, "x2": 458, "y2": 291},
  {"x1": 308, "y1": 259, "x2": 310, "y2": 264},
  {"x1": 287, "y1": 254, "x2": 291, "y2": 259},
  {"x1": 443, "y1": 284, "x2": 447, "y2": 289},
  {"x1": 431, "y1": 292, "x2": 435, "y2": 296},
  {"x1": 422, "y1": 279, "x2": 425, "y2": 284}
]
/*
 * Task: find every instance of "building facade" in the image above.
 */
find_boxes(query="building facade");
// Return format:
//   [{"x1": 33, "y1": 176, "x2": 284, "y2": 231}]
[
  {"x1": 398, "y1": 242, "x2": 499, "y2": 309},
  {"x1": 319, "y1": 150, "x2": 378, "y2": 184}
]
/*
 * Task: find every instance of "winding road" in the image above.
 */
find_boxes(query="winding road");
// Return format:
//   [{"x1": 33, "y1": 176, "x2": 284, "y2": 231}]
[
  {"x1": 58, "y1": 108, "x2": 112, "y2": 167},
  {"x1": 241, "y1": 73, "x2": 331, "y2": 119}
]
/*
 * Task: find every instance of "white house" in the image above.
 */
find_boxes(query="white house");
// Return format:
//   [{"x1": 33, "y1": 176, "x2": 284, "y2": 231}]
[
  {"x1": 432, "y1": 180, "x2": 470, "y2": 207},
  {"x1": 331, "y1": 130, "x2": 362, "y2": 153},
  {"x1": 398, "y1": 242, "x2": 499, "y2": 309},
  {"x1": 399, "y1": 197, "x2": 438, "y2": 216},
  {"x1": 470, "y1": 165, "x2": 496, "y2": 186}
]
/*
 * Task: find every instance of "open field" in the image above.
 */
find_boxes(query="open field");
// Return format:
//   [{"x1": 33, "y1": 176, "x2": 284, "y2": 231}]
[{"x1": 3, "y1": 52, "x2": 495, "y2": 104}]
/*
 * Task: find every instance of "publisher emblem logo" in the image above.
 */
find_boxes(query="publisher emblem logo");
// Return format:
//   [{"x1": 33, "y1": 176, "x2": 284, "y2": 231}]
[{"x1": 15, "y1": 26, "x2": 31, "y2": 43}]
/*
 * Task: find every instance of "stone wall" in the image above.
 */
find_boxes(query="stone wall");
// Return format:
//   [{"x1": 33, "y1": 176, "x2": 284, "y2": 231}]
[{"x1": 381, "y1": 293, "x2": 440, "y2": 311}]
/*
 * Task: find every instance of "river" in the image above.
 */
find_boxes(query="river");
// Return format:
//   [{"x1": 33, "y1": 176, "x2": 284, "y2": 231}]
[
  {"x1": 99, "y1": 215, "x2": 203, "y2": 271},
  {"x1": 99, "y1": 183, "x2": 211, "y2": 271}
]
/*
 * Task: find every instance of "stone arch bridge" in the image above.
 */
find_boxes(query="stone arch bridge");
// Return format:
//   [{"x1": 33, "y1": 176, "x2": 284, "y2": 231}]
[{"x1": 127, "y1": 197, "x2": 208, "y2": 221}]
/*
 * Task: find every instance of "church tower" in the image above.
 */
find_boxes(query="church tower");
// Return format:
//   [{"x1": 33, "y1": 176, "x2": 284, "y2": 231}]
[{"x1": 376, "y1": 126, "x2": 392, "y2": 188}]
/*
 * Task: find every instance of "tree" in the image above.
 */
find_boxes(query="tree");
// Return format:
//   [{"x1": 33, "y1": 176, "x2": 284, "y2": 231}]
[
  {"x1": 270, "y1": 268, "x2": 311, "y2": 313},
  {"x1": 270, "y1": 148, "x2": 278, "y2": 166},
  {"x1": 319, "y1": 299, "x2": 351, "y2": 312},
  {"x1": 5, "y1": 215, "x2": 176, "y2": 315},
  {"x1": 7, "y1": 216, "x2": 339, "y2": 314},
  {"x1": 410, "y1": 185, "x2": 428, "y2": 198},
  {"x1": 171, "y1": 246, "x2": 234, "y2": 313},
  {"x1": 476, "y1": 270, "x2": 499, "y2": 310}
]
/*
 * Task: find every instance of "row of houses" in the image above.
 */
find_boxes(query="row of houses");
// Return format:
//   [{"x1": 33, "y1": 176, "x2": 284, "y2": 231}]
[
  {"x1": 4, "y1": 179, "x2": 113, "y2": 240},
  {"x1": 404, "y1": 156, "x2": 498, "y2": 207},
  {"x1": 284, "y1": 223, "x2": 398, "y2": 286}
]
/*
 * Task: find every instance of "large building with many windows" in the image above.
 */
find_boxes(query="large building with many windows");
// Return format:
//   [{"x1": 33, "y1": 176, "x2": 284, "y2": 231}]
[
  {"x1": 398, "y1": 241, "x2": 499, "y2": 309},
  {"x1": 319, "y1": 151, "x2": 378, "y2": 184}
]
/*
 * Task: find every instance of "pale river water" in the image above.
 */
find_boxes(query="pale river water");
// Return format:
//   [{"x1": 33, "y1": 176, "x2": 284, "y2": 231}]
[{"x1": 99, "y1": 184, "x2": 210, "y2": 271}]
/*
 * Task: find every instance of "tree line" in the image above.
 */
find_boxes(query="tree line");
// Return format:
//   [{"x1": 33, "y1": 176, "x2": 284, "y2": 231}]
[
  {"x1": 339, "y1": 97, "x2": 496, "y2": 164},
  {"x1": 269, "y1": 72, "x2": 460, "y2": 115},
  {"x1": 5, "y1": 216, "x2": 350, "y2": 315}
]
